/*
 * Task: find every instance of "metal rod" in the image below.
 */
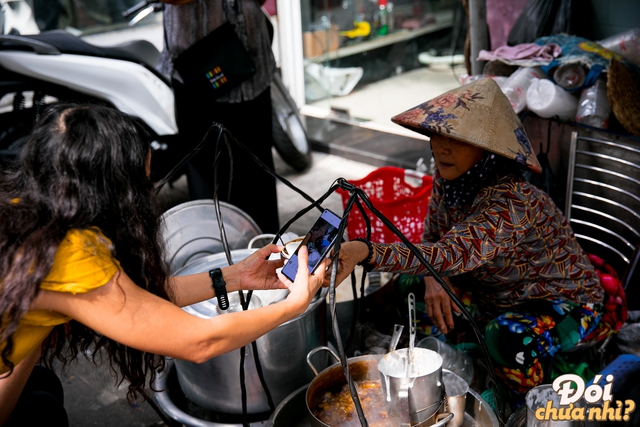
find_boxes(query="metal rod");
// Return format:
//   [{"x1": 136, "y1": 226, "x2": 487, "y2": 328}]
[
  {"x1": 468, "y1": 0, "x2": 488, "y2": 76},
  {"x1": 564, "y1": 131, "x2": 578, "y2": 220}
]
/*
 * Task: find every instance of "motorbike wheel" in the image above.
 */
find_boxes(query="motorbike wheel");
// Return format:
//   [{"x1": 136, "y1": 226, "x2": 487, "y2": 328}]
[{"x1": 271, "y1": 73, "x2": 312, "y2": 172}]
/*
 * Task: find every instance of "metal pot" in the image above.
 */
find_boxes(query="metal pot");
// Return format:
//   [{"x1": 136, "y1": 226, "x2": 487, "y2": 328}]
[
  {"x1": 268, "y1": 377, "x2": 500, "y2": 427},
  {"x1": 305, "y1": 346, "x2": 383, "y2": 427},
  {"x1": 378, "y1": 347, "x2": 445, "y2": 425},
  {"x1": 305, "y1": 347, "x2": 452, "y2": 427},
  {"x1": 173, "y1": 249, "x2": 329, "y2": 415},
  {"x1": 160, "y1": 200, "x2": 263, "y2": 274}
]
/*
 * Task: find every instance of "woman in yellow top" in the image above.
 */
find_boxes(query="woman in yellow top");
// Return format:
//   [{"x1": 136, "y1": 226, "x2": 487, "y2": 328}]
[{"x1": 0, "y1": 104, "x2": 327, "y2": 426}]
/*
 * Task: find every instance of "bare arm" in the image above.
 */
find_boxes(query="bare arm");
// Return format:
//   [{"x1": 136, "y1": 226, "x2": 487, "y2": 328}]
[
  {"x1": 168, "y1": 244, "x2": 286, "y2": 307},
  {"x1": 0, "y1": 347, "x2": 41, "y2": 425},
  {"x1": 29, "y1": 247, "x2": 324, "y2": 364}
]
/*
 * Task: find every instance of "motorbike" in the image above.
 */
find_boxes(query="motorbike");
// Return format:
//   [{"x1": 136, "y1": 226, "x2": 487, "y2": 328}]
[{"x1": 0, "y1": 0, "x2": 311, "y2": 188}]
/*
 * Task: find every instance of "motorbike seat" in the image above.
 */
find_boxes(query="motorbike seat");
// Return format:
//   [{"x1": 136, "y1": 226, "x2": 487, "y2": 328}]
[{"x1": 7, "y1": 30, "x2": 161, "y2": 71}]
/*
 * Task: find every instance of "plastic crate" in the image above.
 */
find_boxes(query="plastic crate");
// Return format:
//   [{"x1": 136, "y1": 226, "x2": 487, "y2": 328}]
[{"x1": 336, "y1": 166, "x2": 433, "y2": 244}]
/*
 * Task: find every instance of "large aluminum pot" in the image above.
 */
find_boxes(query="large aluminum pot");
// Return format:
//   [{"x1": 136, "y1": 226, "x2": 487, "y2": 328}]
[
  {"x1": 160, "y1": 200, "x2": 262, "y2": 274},
  {"x1": 173, "y1": 249, "x2": 328, "y2": 415}
]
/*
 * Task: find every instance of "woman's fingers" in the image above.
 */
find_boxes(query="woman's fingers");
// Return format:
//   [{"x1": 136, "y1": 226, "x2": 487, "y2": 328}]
[
  {"x1": 236, "y1": 243, "x2": 286, "y2": 290},
  {"x1": 295, "y1": 245, "x2": 309, "y2": 280},
  {"x1": 451, "y1": 299, "x2": 462, "y2": 314},
  {"x1": 429, "y1": 300, "x2": 449, "y2": 334},
  {"x1": 277, "y1": 246, "x2": 326, "y2": 307},
  {"x1": 423, "y1": 276, "x2": 454, "y2": 334},
  {"x1": 441, "y1": 298, "x2": 455, "y2": 331},
  {"x1": 321, "y1": 241, "x2": 362, "y2": 287}
]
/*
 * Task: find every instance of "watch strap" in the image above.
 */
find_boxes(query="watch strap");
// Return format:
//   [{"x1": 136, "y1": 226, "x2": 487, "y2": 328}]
[{"x1": 209, "y1": 268, "x2": 229, "y2": 310}]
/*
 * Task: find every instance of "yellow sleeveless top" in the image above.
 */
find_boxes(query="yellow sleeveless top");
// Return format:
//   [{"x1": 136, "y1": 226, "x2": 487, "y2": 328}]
[{"x1": 1, "y1": 228, "x2": 120, "y2": 373}]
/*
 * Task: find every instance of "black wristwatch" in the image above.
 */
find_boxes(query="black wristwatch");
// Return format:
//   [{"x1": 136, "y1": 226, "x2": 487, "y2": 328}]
[{"x1": 209, "y1": 268, "x2": 229, "y2": 310}]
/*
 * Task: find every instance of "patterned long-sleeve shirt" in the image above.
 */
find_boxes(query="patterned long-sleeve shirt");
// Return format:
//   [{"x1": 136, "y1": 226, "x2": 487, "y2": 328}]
[{"x1": 370, "y1": 172, "x2": 603, "y2": 314}]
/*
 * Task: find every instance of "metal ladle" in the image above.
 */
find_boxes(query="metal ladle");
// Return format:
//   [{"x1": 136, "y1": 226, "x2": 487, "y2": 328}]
[
  {"x1": 389, "y1": 324, "x2": 404, "y2": 353},
  {"x1": 407, "y1": 293, "x2": 417, "y2": 376}
]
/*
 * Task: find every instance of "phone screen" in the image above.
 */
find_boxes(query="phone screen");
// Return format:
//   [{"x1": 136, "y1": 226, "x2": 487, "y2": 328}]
[{"x1": 281, "y1": 209, "x2": 342, "y2": 282}]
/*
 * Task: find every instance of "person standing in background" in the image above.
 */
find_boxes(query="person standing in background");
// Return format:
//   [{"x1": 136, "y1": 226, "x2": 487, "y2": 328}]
[
  {"x1": 158, "y1": 0, "x2": 280, "y2": 233},
  {"x1": 33, "y1": 0, "x2": 67, "y2": 31}
]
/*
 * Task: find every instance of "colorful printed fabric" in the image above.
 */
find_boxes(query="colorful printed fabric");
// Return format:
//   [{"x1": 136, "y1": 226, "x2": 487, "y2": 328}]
[
  {"x1": 370, "y1": 171, "x2": 604, "y2": 318},
  {"x1": 485, "y1": 299, "x2": 601, "y2": 402},
  {"x1": 393, "y1": 274, "x2": 601, "y2": 407},
  {"x1": 535, "y1": 34, "x2": 622, "y2": 92}
]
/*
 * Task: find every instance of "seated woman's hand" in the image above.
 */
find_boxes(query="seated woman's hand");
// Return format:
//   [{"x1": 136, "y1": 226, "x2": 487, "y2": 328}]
[
  {"x1": 322, "y1": 241, "x2": 368, "y2": 288},
  {"x1": 235, "y1": 244, "x2": 286, "y2": 291},
  {"x1": 279, "y1": 246, "x2": 328, "y2": 315},
  {"x1": 423, "y1": 276, "x2": 460, "y2": 334}
]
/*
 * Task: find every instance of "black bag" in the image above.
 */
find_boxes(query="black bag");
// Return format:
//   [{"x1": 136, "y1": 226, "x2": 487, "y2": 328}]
[
  {"x1": 507, "y1": 0, "x2": 572, "y2": 46},
  {"x1": 172, "y1": 22, "x2": 256, "y2": 98}
]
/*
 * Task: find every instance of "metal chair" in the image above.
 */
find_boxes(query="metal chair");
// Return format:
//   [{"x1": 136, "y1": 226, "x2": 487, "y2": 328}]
[{"x1": 564, "y1": 131, "x2": 640, "y2": 286}]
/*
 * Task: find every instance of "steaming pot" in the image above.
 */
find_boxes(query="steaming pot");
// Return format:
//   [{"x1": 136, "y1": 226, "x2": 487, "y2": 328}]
[{"x1": 305, "y1": 347, "x2": 451, "y2": 427}]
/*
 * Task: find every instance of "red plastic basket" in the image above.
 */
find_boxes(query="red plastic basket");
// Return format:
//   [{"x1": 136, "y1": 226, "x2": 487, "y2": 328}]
[{"x1": 337, "y1": 166, "x2": 433, "y2": 244}]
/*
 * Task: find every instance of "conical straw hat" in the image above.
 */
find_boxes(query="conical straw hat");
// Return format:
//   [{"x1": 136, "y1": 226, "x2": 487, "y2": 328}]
[{"x1": 391, "y1": 78, "x2": 542, "y2": 173}]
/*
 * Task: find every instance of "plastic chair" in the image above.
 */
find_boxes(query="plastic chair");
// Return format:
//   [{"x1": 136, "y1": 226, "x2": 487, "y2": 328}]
[{"x1": 564, "y1": 131, "x2": 640, "y2": 297}]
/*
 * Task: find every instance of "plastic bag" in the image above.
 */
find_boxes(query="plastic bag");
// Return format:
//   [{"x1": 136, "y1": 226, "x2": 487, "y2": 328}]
[
  {"x1": 536, "y1": 34, "x2": 616, "y2": 92},
  {"x1": 507, "y1": 0, "x2": 572, "y2": 46}
]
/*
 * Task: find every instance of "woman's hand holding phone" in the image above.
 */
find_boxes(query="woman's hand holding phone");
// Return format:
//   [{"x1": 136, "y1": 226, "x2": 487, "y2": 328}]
[
  {"x1": 233, "y1": 243, "x2": 287, "y2": 291},
  {"x1": 322, "y1": 240, "x2": 370, "y2": 288},
  {"x1": 278, "y1": 246, "x2": 328, "y2": 316},
  {"x1": 281, "y1": 209, "x2": 342, "y2": 282}
]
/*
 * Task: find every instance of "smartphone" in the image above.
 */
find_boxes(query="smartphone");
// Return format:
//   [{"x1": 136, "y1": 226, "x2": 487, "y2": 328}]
[{"x1": 281, "y1": 209, "x2": 343, "y2": 282}]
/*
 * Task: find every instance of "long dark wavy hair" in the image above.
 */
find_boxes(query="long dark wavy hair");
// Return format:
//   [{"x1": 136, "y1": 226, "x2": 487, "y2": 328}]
[{"x1": 0, "y1": 103, "x2": 172, "y2": 402}]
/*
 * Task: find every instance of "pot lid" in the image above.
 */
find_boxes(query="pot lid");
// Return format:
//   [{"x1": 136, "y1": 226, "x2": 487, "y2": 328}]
[
  {"x1": 175, "y1": 249, "x2": 290, "y2": 319},
  {"x1": 160, "y1": 200, "x2": 262, "y2": 274}
]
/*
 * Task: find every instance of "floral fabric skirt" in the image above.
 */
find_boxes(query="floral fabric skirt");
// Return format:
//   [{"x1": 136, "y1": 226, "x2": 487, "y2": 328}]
[{"x1": 394, "y1": 274, "x2": 602, "y2": 407}]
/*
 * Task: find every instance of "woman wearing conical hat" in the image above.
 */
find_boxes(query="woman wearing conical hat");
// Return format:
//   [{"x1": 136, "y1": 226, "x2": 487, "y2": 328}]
[{"x1": 331, "y1": 78, "x2": 605, "y2": 409}]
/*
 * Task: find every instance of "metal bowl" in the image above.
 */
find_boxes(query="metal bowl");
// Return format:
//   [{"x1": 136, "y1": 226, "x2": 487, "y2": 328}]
[{"x1": 160, "y1": 200, "x2": 262, "y2": 274}]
